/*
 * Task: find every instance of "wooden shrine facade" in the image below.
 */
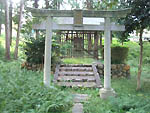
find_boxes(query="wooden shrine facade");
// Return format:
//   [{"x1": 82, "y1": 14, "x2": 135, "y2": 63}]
[{"x1": 59, "y1": 30, "x2": 100, "y2": 59}]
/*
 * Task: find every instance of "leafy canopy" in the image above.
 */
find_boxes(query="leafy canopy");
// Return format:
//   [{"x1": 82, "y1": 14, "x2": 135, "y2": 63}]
[{"x1": 125, "y1": 0, "x2": 150, "y2": 33}]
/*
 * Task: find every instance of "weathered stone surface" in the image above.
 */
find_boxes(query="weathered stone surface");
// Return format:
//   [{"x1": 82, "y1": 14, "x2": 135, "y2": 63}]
[
  {"x1": 123, "y1": 65, "x2": 130, "y2": 71},
  {"x1": 100, "y1": 88, "x2": 116, "y2": 99},
  {"x1": 72, "y1": 103, "x2": 83, "y2": 113},
  {"x1": 111, "y1": 64, "x2": 117, "y2": 70},
  {"x1": 97, "y1": 64, "x2": 130, "y2": 78},
  {"x1": 73, "y1": 94, "x2": 89, "y2": 103},
  {"x1": 72, "y1": 94, "x2": 89, "y2": 113}
]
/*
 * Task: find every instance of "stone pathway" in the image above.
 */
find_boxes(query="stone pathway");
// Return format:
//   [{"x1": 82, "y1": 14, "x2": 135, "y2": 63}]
[
  {"x1": 72, "y1": 94, "x2": 89, "y2": 113},
  {"x1": 53, "y1": 64, "x2": 102, "y2": 88}
]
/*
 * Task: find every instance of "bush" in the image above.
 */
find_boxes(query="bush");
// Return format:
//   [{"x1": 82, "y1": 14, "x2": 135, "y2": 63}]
[
  {"x1": 101, "y1": 45, "x2": 129, "y2": 64},
  {"x1": 111, "y1": 46, "x2": 129, "y2": 64},
  {"x1": 23, "y1": 35, "x2": 61, "y2": 68},
  {"x1": 109, "y1": 95, "x2": 150, "y2": 113},
  {"x1": 0, "y1": 61, "x2": 73, "y2": 113}
]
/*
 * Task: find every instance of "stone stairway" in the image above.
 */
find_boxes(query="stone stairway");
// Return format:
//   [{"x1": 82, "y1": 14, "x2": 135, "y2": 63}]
[
  {"x1": 72, "y1": 94, "x2": 89, "y2": 113},
  {"x1": 53, "y1": 64, "x2": 102, "y2": 88}
]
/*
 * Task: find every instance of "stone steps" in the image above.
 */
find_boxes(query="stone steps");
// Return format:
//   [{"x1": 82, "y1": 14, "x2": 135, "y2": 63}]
[
  {"x1": 60, "y1": 64, "x2": 92, "y2": 67},
  {"x1": 60, "y1": 67, "x2": 93, "y2": 71},
  {"x1": 58, "y1": 71, "x2": 94, "y2": 76},
  {"x1": 57, "y1": 82, "x2": 97, "y2": 88},
  {"x1": 53, "y1": 64, "x2": 102, "y2": 88},
  {"x1": 57, "y1": 76, "x2": 96, "y2": 82},
  {"x1": 72, "y1": 94, "x2": 89, "y2": 113}
]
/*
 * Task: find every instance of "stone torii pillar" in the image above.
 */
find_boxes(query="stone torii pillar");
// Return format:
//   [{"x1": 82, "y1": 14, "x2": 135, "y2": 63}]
[
  {"x1": 99, "y1": 17, "x2": 116, "y2": 99},
  {"x1": 44, "y1": 16, "x2": 52, "y2": 87}
]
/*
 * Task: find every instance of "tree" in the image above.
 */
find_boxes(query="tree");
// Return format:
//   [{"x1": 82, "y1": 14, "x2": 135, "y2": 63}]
[
  {"x1": 124, "y1": 0, "x2": 150, "y2": 90},
  {"x1": 5, "y1": 0, "x2": 11, "y2": 60},
  {"x1": 33, "y1": 0, "x2": 39, "y2": 39},
  {"x1": 45, "y1": 0, "x2": 62, "y2": 9},
  {"x1": 33, "y1": 0, "x2": 39, "y2": 8},
  {"x1": 14, "y1": 0, "x2": 24, "y2": 59},
  {"x1": 0, "y1": 3, "x2": 5, "y2": 35},
  {"x1": 93, "y1": 0, "x2": 120, "y2": 10},
  {"x1": 9, "y1": 0, "x2": 13, "y2": 45}
]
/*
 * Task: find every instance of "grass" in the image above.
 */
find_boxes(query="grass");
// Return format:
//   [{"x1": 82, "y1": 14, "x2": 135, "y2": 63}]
[
  {"x1": 1, "y1": 34, "x2": 150, "y2": 113},
  {"x1": 62, "y1": 57, "x2": 95, "y2": 64},
  {"x1": 0, "y1": 60, "x2": 73, "y2": 113}
]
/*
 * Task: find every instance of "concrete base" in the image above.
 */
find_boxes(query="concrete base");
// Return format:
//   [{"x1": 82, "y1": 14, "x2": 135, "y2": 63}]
[{"x1": 99, "y1": 88, "x2": 116, "y2": 99}]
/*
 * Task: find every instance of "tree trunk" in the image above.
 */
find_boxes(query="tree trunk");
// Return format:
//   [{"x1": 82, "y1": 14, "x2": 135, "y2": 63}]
[
  {"x1": 121, "y1": 41, "x2": 124, "y2": 45},
  {"x1": 0, "y1": 5, "x2": 3, "y2": 36},
  {"x1": 94, "y1": 32, "x2": 98, "y2": 59},
  {"x1": 5, "y1": 0, "x2": 11, "y2": 60},
  {"x1": 9, "y1": 0, "x2": 12, "y2": 45},
  {"x1": 88, "y1": 33, "x2": 92, "y2": 52},
  {"x1": 110, "y1": 31, "x2": 112, "y2": 44},
  {"x1": 136, "y1": 29, "x2": 143, "y2": 91},
  {"x1": 14, "y1": 0, "x2": 24, "y2": 59},
  {"x1": 86, "y1": 0, "x2": 93, "y2": 9},
  {"x1": 0, "y1": 24, "x2": 1, "y2": 35},
  {"x1": 34, "y1": 0, "x2": 39, "y2": 8},
  {"x1": 45, "y1": 0, "x2": 49, "y2": 9},
  {"x1": 34, "y1": 0, "x2": 39, "y2": 39},
  {"x1": 99, "y1": 32, "x2": 102, "y2": 48},
  {"x1": 35, "y1": 30, "x2": 39, "y2": 39}
]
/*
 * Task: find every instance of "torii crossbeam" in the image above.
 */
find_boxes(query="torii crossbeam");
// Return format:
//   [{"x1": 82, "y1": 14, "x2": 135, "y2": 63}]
[{"x1": 27, "y1": 7, "x2": 130, "y2": 99}]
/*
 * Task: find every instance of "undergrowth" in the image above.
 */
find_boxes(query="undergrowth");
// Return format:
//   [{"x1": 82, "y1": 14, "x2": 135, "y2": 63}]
[
  {"x1": 0, "y1": 61, "x2": 73, "y2": 113},
  {"x1": 1, "y1": 34, "x2": 150, "y2": 113}
]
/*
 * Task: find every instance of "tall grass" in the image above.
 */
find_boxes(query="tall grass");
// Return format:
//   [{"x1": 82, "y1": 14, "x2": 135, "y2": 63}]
[{"x1": 0, "y1": 61, "x2": 73, "y2": 113}]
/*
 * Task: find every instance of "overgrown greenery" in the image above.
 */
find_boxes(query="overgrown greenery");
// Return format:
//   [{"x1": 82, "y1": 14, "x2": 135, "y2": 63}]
[
  {"x1": 111, "y1": 45, "x2": 129, "y2": 64},
  {"x1": 23, "y1": 35, "x2": 61, "y2": 66},
  {"x1": 0, "y1": 61, "x2": 73, "y2": 113},
  {"x1": 1, "y1": 33, "x2": 150, "y2": 113},
  {"x1": 100, "y1": 44, "x2": 129, "y2": 64},
  {"x1": 83, "y1": 77, "x2": 150, "y2": 113}
]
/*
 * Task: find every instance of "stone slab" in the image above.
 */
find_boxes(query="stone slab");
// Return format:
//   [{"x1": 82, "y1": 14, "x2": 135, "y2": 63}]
[
  {"x1": 60, "y1": 67, "x2": 93, "y2": 71},
  {"x1": 72, "y1": 103, "x2": 83, "y2": 113},
  {"x1": 57, "y1": 82, "x2": 97, "y2": 88},
  {"x1": 57, "y1": 76, "x2": 96, "y2": 82},
  {"x1": 58, "y1": 71, "x2": 94, "y2": 76},
  {"x1": 73, "y1": 94, "x2": 89, "y2": 103}
]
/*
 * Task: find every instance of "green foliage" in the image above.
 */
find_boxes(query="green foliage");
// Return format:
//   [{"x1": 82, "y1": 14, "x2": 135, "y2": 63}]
[
  {"x1": 124, "y1": 0, "x2": 150, "y2": 34},
  {"x1": 0, "y1": 41, "x2": 4, "y2": 59},
  {"x1": 68, "y1": 0, "x2": 80, "y2": 9},
  {"x1": 0, "y1": 61, "x2": 73, "y2": 113},
  {"x1": 0, "y1": 3, "x2": 5, "y2": 25},
  {"x1": 62, "y1": 58, "x2": 95, "y2": 64},
  {"x1": 113, "y1": 31, "x2": 130, "y2": 44},
  {"x1": 109, "y1": 95, "x2": 150, "y2": 113},
  {"x1": 60, "y1": 42, "x2": 73, "y2": 56},
  {"x1": 93, "y1": 0, "x2": 120, "y2": 10},
  {"x1": 101, "y1": 45, "x2": 129, "y2": 64},
  {"x1": 83, "y1": 76, "x2": 150, "y2": 113},
  {"x1": 23, "y1": 35, "x2": 61, "y2": 65},
  {"x1": 111, "y1": 45, "x2": 129, "y2": 64}
]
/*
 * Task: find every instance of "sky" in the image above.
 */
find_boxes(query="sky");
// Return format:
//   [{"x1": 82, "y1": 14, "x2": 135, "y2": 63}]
[{"x1": 12, "y1": 0, "x2": 21, "y2": 4}]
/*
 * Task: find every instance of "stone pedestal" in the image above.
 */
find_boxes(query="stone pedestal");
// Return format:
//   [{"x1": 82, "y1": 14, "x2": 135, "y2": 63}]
[{"x1": 100, "y1": 88, "x2": 116, "y2": 99}]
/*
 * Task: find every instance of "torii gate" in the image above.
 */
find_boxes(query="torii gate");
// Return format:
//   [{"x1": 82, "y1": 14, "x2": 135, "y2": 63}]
[{"x1": 28, "y1": 7, "x2": 130, "y2": 99}]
